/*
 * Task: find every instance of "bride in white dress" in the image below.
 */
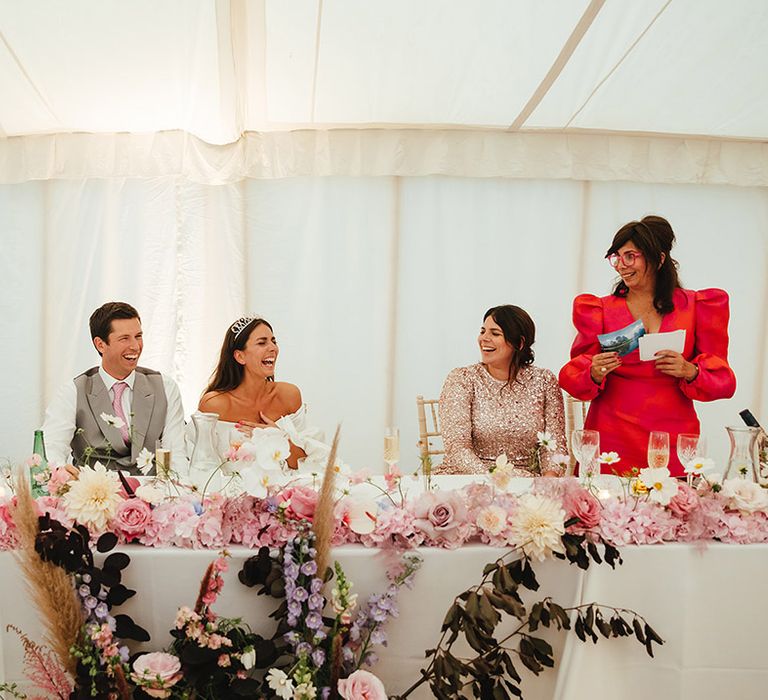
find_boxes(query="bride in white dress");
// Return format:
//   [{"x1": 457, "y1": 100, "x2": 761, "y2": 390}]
[{"x1": 197, "y1": 315, "x2": 330, "y2": 473}]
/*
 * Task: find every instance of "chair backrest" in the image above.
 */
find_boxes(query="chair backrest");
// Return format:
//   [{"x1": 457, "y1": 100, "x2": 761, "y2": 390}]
[
  {"x1": 564, "y1": 393, "x2": 589, "y2": 476},
  {"x1": 416, "y1": 395, "x2": 445, "y2": 464}
]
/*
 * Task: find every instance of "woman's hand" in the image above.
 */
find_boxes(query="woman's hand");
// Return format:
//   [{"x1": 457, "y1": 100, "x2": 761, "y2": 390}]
[
  {"x1": 654, "y1": 350, "x2": 698, "y2": 380},
  {"x1": 590, "y1": 352, "x2": 621, "y2": 383}
]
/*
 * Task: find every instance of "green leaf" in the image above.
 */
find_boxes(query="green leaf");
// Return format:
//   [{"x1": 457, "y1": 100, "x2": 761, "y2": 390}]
[
  {"x1": 483, "y1": 562, "x2": 499, "y2": 576},
  {"x1": 632, "y1": 618, "x2": 646, "y2": 644},
  {"x1": 441, "y1": 603, "x2": 459, "y2": 632},
  {"x1": 574, "y1": 615, "x2": 586, "y2": 642},
  {"x1": 478, "y1": 591, "x2": 501, "y2": 631},
  {"x1": 645, "y1": 623, "x2": 664, "y2": 645}
]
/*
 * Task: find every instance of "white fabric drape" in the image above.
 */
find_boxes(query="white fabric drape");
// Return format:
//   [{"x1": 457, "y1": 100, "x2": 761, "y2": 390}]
[
  {"x1": 2, "y1": 130, "x2": 768, "y2": 187},
  {"x1": 1, "y1": 175, "x2": 766, "y2": 470}
]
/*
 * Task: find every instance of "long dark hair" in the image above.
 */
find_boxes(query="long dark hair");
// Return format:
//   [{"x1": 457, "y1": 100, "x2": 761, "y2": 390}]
[
  {"x1": 483, "y1": 305, "x2": 535, "y2": 386},
  {"x1": 204, "y1": 317, "x2": 274, "y2": 395},
  {"x1": 607, "y1": 215, "x2": 682, "y2": 314}
]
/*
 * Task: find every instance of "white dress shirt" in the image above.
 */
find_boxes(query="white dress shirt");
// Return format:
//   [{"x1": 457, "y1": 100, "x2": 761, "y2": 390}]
[{"x1": 42, "y1": 366, "x2": 188, "y2": 471}]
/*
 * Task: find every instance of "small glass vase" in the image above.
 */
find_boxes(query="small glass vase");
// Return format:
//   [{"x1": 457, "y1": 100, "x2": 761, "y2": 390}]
[
  {"x1": 722, "y1": 425, "x2": 760, "y2": 481},
  {"x1": 189, "y1": 412, "x2": 221, "y2": 490}
]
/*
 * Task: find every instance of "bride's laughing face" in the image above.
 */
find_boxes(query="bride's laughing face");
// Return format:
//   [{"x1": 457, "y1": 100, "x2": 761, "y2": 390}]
[{"x1": 235, "y1": 323, "x2": 279, "y2": 379}]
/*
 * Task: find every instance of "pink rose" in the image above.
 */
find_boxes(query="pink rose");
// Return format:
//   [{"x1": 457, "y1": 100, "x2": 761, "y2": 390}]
[
  {"x1": 113, "y1": 499, "x2": 152, "y2": 541},
  {"x1": 131, "y1": 652, "x2": 182, "y2": 699},
  {"x1": 410, "y1": 491, "x2": 468, "y2": 544},
  {"x1": 338, "y1": 670, "x2": 387, "y2": 700},
  {"x1": 278, "y1": 486, "x2": 318, "y2": 521},
  {"x1": 667, "y1": 482, "x2": 699, "y2": 519},
  {"x1": 563, "y1": 488, "x2": 601, "y2": 530}
]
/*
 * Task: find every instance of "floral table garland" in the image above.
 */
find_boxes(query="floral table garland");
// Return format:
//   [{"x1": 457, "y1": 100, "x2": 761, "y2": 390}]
[{"x1": 3, "y1": 433, "x2": 768, "y2": 699}]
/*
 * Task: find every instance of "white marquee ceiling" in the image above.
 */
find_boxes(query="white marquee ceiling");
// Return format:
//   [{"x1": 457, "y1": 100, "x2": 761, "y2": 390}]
[{"x1": 1, "y1": 0, "x2": 767, "y2": 145}]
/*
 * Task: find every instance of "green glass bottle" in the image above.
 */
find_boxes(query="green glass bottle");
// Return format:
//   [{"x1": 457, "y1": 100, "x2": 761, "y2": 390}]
[{"x1": 31, "y1": 430, "x2": 48, "y2": 497}]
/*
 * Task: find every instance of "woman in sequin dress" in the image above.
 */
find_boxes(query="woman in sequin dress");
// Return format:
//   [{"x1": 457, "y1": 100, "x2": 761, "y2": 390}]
[
  {"x1": 438, "y1": 305, "x2": 566, "y2": 476},
  {"x1": 559, "y1": 216, "x2": 736, "y2": 476}
]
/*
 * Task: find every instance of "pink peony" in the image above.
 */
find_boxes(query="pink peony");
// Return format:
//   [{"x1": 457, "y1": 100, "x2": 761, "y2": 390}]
[
  {"x1": 131, "y1": 652, "x2": 182, "y2": 698},
  {"x1": 563, "y1": 488, "x2": 602, "y2": 530},
  {"x1": 278, "y1": 485, "x2": 318, "y2": 521},
  {"x1": 338, "y1": 670, "x2": 387, "y2": 700},
  {"x1": 112, "y1": 498, "x2": 152, "y2": 541},
  {"x1": 410, "y1": 491, "x2": 470, "y2": 547}
]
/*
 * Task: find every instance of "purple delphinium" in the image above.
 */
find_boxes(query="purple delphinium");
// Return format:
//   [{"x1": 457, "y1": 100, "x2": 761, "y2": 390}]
[
  {"x1": 281, "y1": 535, "x2": 328, "y2": 670},
  {"x1": 342, "y1": 553, "x2": 422, "y2": 674}
]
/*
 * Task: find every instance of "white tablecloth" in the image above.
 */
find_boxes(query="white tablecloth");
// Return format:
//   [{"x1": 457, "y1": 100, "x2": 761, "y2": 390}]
[{"x1": 1, "y1": 542, "x2": 767, "y2": 699}]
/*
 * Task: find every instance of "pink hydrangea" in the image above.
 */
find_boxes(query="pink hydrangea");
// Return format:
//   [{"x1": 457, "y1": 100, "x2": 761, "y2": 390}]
[
  {"x1": 360, "y1": 505, "x2": 420, "y2": 549},
  {"x1": 140, "y1": 500, "x2": 199, "y2": 548}
]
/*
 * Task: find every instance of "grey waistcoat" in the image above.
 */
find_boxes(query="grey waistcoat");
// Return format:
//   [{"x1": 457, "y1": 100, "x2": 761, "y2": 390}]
[{"x1": 71, "y1": 367, "x2": 168, "y2": 474}]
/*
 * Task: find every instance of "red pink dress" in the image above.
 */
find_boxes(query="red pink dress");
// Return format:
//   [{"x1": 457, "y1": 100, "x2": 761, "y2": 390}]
[{"x1": 559, "y1": 288, "x2": 736, "y2": 476}]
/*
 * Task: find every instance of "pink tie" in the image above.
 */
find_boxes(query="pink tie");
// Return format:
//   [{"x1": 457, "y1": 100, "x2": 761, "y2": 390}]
[{"x1": 111, "y1": 381, "x2": 131, "y2": 445}]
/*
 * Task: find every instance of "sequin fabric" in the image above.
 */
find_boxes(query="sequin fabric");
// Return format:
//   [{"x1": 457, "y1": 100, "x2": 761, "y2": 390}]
[{"x1": 437, "y1": 363, "x2": 566, "y2": 476}]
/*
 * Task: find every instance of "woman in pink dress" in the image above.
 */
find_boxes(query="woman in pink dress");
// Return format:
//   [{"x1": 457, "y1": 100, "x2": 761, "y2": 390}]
[{"x1": 559, "y1": 216, "x2": 736, "y2": 476}]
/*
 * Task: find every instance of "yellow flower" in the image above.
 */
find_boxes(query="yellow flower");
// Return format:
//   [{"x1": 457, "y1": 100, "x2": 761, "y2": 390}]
[{"x1": 62, "y1": 462, "x2": 122, "y2": 531}]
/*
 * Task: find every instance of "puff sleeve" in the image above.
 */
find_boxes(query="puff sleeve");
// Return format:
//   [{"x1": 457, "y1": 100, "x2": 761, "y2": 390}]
[
  {"x1": 678, "y1": 288, "x2": 737, "y2": 401},
  {"x1": 559, "y1": 294, "x2": 606, "y2": 401},
  {"x1": 438, "y1": 367, "x2": 487, "y2": 474}
]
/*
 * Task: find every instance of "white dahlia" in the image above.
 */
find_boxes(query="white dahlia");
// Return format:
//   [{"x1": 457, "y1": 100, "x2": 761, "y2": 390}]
[
  {"x1": 62, "y1": 462, "x2": 123, "y2": 531},
  {"x1": 508, "y1": 493, "x2": 565, "y2": 561}
]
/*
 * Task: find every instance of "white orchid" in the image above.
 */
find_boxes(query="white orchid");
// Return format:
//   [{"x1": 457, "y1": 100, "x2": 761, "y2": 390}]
[
  {"x1": 343, "y1": 495, "x2": 379, "y2": 535},
  {"x1": 254, "y1": 430, "x2": 291, "y2": 471},
  {"x1": 100, "y1": 412, "x2": 125, "y2": 430},
  {"x1": 638, "y1": 467, "x2": 679, "y2": 506}
]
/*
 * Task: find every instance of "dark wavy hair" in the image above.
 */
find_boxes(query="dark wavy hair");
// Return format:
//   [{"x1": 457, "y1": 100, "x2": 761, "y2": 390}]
[
  {"x1": 204, "y1": 317, "x2": 274, "y2": 395},
  {"x1": 483, "y1": 305, "x2": 535, "y2": 386},
  {"x1": 89, "y1": 301, "x2": 140, "y2": 356},
  {"x1": 607, "y1": 215, "x2": 682, "y2": 314}
]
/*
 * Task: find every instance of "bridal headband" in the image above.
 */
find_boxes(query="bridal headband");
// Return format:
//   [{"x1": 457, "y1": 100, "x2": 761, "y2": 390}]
[{"x1": 231, "y1": 314, "x2": 262, "y2": 339}]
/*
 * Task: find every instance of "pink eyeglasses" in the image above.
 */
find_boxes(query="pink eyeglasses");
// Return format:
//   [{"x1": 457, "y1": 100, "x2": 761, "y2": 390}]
[{"x1": 607, "y1": 251, "x2": 644, "y2": 268}]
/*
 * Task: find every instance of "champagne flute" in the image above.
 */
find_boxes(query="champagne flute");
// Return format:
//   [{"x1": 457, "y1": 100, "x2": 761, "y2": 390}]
[
  {"x1": 647, "y1": 431, "x2": 670, "y2": 469},
  {"x1": 383, "y1": 427, "x2": 400, "y2": 470},
  {"x1": 676, "y1": 433, "x2": 700, "y2": 472},
  {"x1": 572, "y1": 429, "x2": 599, "y2": 477}
]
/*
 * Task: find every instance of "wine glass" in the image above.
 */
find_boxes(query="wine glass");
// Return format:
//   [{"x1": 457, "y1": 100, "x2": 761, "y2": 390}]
[
  {"x1": 383, "y1": 427, "x2": 400, "y2": 470},
  {"x1": 571, "y1": 429, "x2": 599, "y2": 477},
  {"x1": 676, "y1": 433, "x2": 700, "y2": 469},
  {"x1": 647, "y1": 431, "x2": 670, "y2": 469}
]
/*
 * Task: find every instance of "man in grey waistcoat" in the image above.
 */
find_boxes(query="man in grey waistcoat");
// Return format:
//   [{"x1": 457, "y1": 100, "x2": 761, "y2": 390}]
[{"x1": 42, "y1": 302, "x2": 187, "y2": 474}]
